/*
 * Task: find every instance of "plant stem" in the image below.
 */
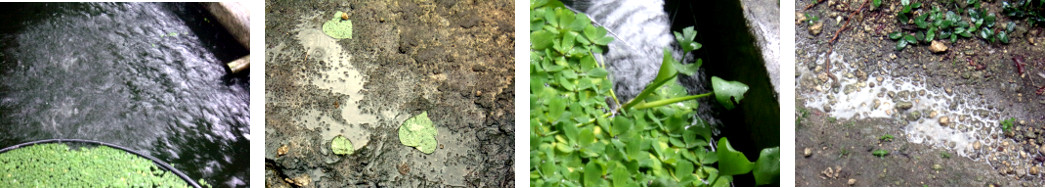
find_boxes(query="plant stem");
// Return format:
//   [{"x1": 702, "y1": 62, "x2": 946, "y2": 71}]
[
  {"x1": 623, "y1": 73, "x2": 678, "y2": 110},
  {"x1": 590, "y1": 51, "x2": 622, "y2": 109},
  {"x1": 632, "y1": 92, "x2": 713, "y2": 110}
]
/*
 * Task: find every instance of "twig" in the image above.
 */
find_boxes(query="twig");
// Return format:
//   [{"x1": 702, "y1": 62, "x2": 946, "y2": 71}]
[{"x1": 824, "y1": 0, "x2": 869, "y2": 86}]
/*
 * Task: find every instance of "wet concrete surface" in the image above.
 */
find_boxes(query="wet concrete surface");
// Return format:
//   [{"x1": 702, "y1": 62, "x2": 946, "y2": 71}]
[{"x1": 264, "y1": 0, "x2": 513, "y2": 187}]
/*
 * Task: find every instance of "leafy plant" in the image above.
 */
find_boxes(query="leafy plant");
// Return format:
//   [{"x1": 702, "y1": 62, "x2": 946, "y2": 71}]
[
  {"x1": 879, "y1": 134, "x2": 894, "y2": 142},
  {"x1": 806, "y1": 13, "x2": 820, "y2": 25},
  {"x1": 529, "y1": 0, "x2": 777, "y2": 186},
  {"x1": 1002, "y1": 0, "x2": 1045, "y2": 26},
  {"x1": 0, "y1": 143, "x2": 191, "y2": 187},
  {"x1": 872, "y1": 149, "x2": 890, "y2": 157},
  {"x1": 889, "y1": 0, "x2": 1019, "y2": 51},
  {"x1": 1001, "y1": 117, "x2": 1016, "y2": 132}
]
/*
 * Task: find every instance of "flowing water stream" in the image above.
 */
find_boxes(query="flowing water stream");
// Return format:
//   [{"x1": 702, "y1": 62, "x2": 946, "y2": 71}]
[{"x1": 0, "y1": 3, "x2": 249, "y2": 186}]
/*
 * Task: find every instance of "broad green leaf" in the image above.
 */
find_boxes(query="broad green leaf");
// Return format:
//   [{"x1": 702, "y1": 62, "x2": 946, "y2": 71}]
[
  {"x1": 611, "y1": 116, "x2": 632, "y2": 138},
  {"x1": 889, "y1": 31, "x2": 903, "y2": 40},
  {"x1": 583, "y1": 161, "x2": 603, "y2": 186},
  {"x1": 587, "y1": 68, "x2": 608, "y2": 77},
  {"x1": 612, "y1": 165, "x2": 634, "y2": 186},
  {"x1": 654, "y1": 48, "x2": 677, "y2": 84},
  {"x1": 531, "y1": 30, "x2": 554, "y2": 50},
  {"x1": 753, "y1": 147, "x2": 781, "y2": 186},
  {"x1": 675, "y1": 59, "x2": 700, "y2": 76},
  {"x1": 711, "y1": 76, "x2": 749, "y2": 110},
  {"x1": 716, "y1": 138, "x2": 753, "y2": 176}
]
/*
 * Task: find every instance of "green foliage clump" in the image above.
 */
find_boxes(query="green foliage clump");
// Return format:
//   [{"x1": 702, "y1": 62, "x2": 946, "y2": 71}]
[
  {"x1": 872, "y1": 149, "x2": 890, "y2": 157},
  {"x1": 890, "y1": 0, "x2": 1020, "y2": 51},
  {"x1": 1002, "y1": 0, "x2": 1045, "y2": 26},
  {"x1": 322, "y1": 11, "x2": 353, "y2": 39},
  {"x1": 331, "y1": 135, "x2": 354, "y2": 155},
  {"x1": 529, "y1": 0, "x2": 777, "y2": 186},
  {"x1": 0, "y1": 143, "x2": 189, "y2": 187},
  {"x1": 1001, "y1": 117, "x2": 1016, "y2": 132},
  {"x1": 399, "y1": 111, "x2": 438, "y2": 154},
  {"x1": 879, "y1": 134, "x2": 894, "y2": 142}
]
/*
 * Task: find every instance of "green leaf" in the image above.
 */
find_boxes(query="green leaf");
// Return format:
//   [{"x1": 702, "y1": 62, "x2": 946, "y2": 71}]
[
  {"x1": 611, "y1": 116, "x2": 633, "y2": 138},
  {"x1": 675, "y1": 159, "x2": 695, "y2": 180},
  {"x1": 872, "y1": 0, "x2": 882, "y2": 9},
  {"x1": 904, "y1": 34, "x2": 918, "y2": 44},
  {"x1": 583, "y1": 161, "x2": 603, "y2": 186},
  {"x1": 889, "y1": 32, "x2": 904, "y2": 40},
  {"x1": 753, "y1": 147, "x2": 780, "y2": 186},
  {"x1": 711, "y1": 76, "x2": 749, "y2": 110},
  {"x1": 915, "y1": 14, "x2": 930, "y2": 29},
  {"x1": 531, "y1": 30, "x2": 554, "y2": 50},
  {"x1": 587, "y1": 68, "x2": 608, "y2": 77},
  {"x1": 716, "y1": 138, "x2": 753, "y2": 176},
  {"x1": 612, "y1": 165, "x2": 633, "y2": 186},
  {"x1": 654, "y1": 48, "x2": 677, "y2": 84},
  {"x1": 998, "y1": 30, "x2": 1009, "y2": 44}
]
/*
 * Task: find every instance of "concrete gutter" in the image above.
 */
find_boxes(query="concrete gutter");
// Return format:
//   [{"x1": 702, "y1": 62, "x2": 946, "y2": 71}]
[
  {"x1": 204, "y1": 2, "x2": 250, "y2": 74},
  {"x1": 740, "y1": 0, "x2": 781, "y2": 96}
]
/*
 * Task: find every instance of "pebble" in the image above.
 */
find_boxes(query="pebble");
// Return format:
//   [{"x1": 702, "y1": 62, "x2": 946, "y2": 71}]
[
  {"x1": 929, "y1": 40, "x2": 948, "y2": 53},
  {"x1": 810, "y1": 21, "x2": 824, "y2": 35},
  {"x1": 973, "y1": 141, "x2": 982, "y2": 150},
  {"x1": 939, "y1": 116, "x2": 950, "y2": 126},
  {"x1": 1031, "y1": 166, "x2": 1040, "y2": 175},
  {"x1": 848, "y1": 178, "x2": 856, "y2": 186},
  {"x1": 804, "y1": 147, "x2": 813, "y2": 157},
  {"x1": 932, "y1": 164, "x2": 943, "y2": 171},
  {"x1": 907, "y1": 111, "x2": 922, "y2": 121},
  {"x1": 945, "y1": 87, "x2": 953, "y2": 94},
  {"x1": 928, "y1": 111, "x2": 938, "y2": 118},
  {"x1": 796, "y1": 11, "x2": 807, "y2": 24},
  {"x1": 895, "y1": 102, "x2": 913, "y2": 110}
]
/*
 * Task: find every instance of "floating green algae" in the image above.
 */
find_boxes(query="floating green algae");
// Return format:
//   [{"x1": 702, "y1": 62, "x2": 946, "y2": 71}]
[
  {"x1": 322, "y1": 11, "x2": 353, "y2": 39},
  {"x1": 0, "y1": 143, "x2": 189, "y2": 187},
  {"x1": 330, "y1": 135, "x2": 354, "y2": 155},
  {"x1": 399, "y1": 111, "x2": 438, "y2": 154}
]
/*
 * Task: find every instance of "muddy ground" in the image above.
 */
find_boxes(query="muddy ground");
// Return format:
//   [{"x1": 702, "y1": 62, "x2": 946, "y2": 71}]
[
  {"x1": 796, "y1": 0, "x2": 1045, "y2": 186},
  {"x1": 264, "y1": 0, "x2": 513, "y2": 187}
]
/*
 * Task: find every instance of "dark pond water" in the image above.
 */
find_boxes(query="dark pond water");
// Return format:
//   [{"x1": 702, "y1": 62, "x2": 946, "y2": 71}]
[{"x1": 0, "y1": 3, "x2": 249, "y2": 187}]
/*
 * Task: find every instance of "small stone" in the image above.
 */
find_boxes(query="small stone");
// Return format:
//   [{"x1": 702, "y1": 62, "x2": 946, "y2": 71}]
[
  {"x1": 895, "y1": 102, "x2": 913, "y2": 110},
  {"x1": 475, "y1": 90, "x2": 482, "y2": 97},
  {"x1": 928, "y1": 111, "x2": 938, "y2": 118},
  {"x1": 939, "y1": 116, "x2": 950, "y2": 126},
  {"x1": 932, "y1": 164, "x2": 943, "y2": 171},
  {"x1": 848, "y1": 178, "x2": 856, "y2": 185},
  {"x1": 810, "y1": 21, "x2": 824, "y2": 35},
  {"x1": 796, "y1": 11, "x2": 808, "y2": 24},
  {"x1": 804, "y1": 147, "x2": 813, "y2": 157},
  {"x1": 277, "y1": 144, "x2": 289, "y2": 157},
  {"x1": 1030, "y1": 166, "x2": 1040, "y2": 175},
  {"x1": 929, "y1": 40, "x2": 948, "y2": 53},
  {"x1": 945, "y1": 87, "x2": 953, "y2": 94},
  {"x1": 341, "y1": 12, "x2": 349, "y2": 20},
  {"x1": 973, "y1": 141, "x2": 982, "y2": 150},
  {"x1": 907, "y1": 111, "x2": 922, "y2": 121}
]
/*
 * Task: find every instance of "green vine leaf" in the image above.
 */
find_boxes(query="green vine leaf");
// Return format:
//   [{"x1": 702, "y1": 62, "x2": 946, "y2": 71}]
[
  {"x1": 753, "y1": 147, "x2": 781, "y2": 186},
  {"x1": 716, "y1": 137, "x2": 753, "y2": 176},
  {"x1": 711, "y1": 76, "x2": 749, "y2": 110}
]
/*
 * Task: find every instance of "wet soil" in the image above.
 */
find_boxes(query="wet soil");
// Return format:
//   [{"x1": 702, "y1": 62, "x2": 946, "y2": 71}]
[
  {"x1": 796, "y1": 0, "x2": 1045, "y2": 186},
  {"x1": 264, "y1": 0, "x2": 513, "y2": 187}
]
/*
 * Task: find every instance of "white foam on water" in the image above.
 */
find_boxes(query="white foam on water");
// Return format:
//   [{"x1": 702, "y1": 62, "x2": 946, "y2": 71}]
[{"x1": 801, "y1": 52, "x2": 1003, "y2": 161}]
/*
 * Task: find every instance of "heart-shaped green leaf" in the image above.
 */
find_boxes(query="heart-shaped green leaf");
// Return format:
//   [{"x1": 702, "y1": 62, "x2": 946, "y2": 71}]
[
  {"x1": 711, "y1": 76, "x2": 749, "y2": 110},
  {"x1": 716, "y1": 138, "x2": 753, "y2": 176},
  {"x1": 753, "y1": 147, "x2": 780, "y2": 186}
]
